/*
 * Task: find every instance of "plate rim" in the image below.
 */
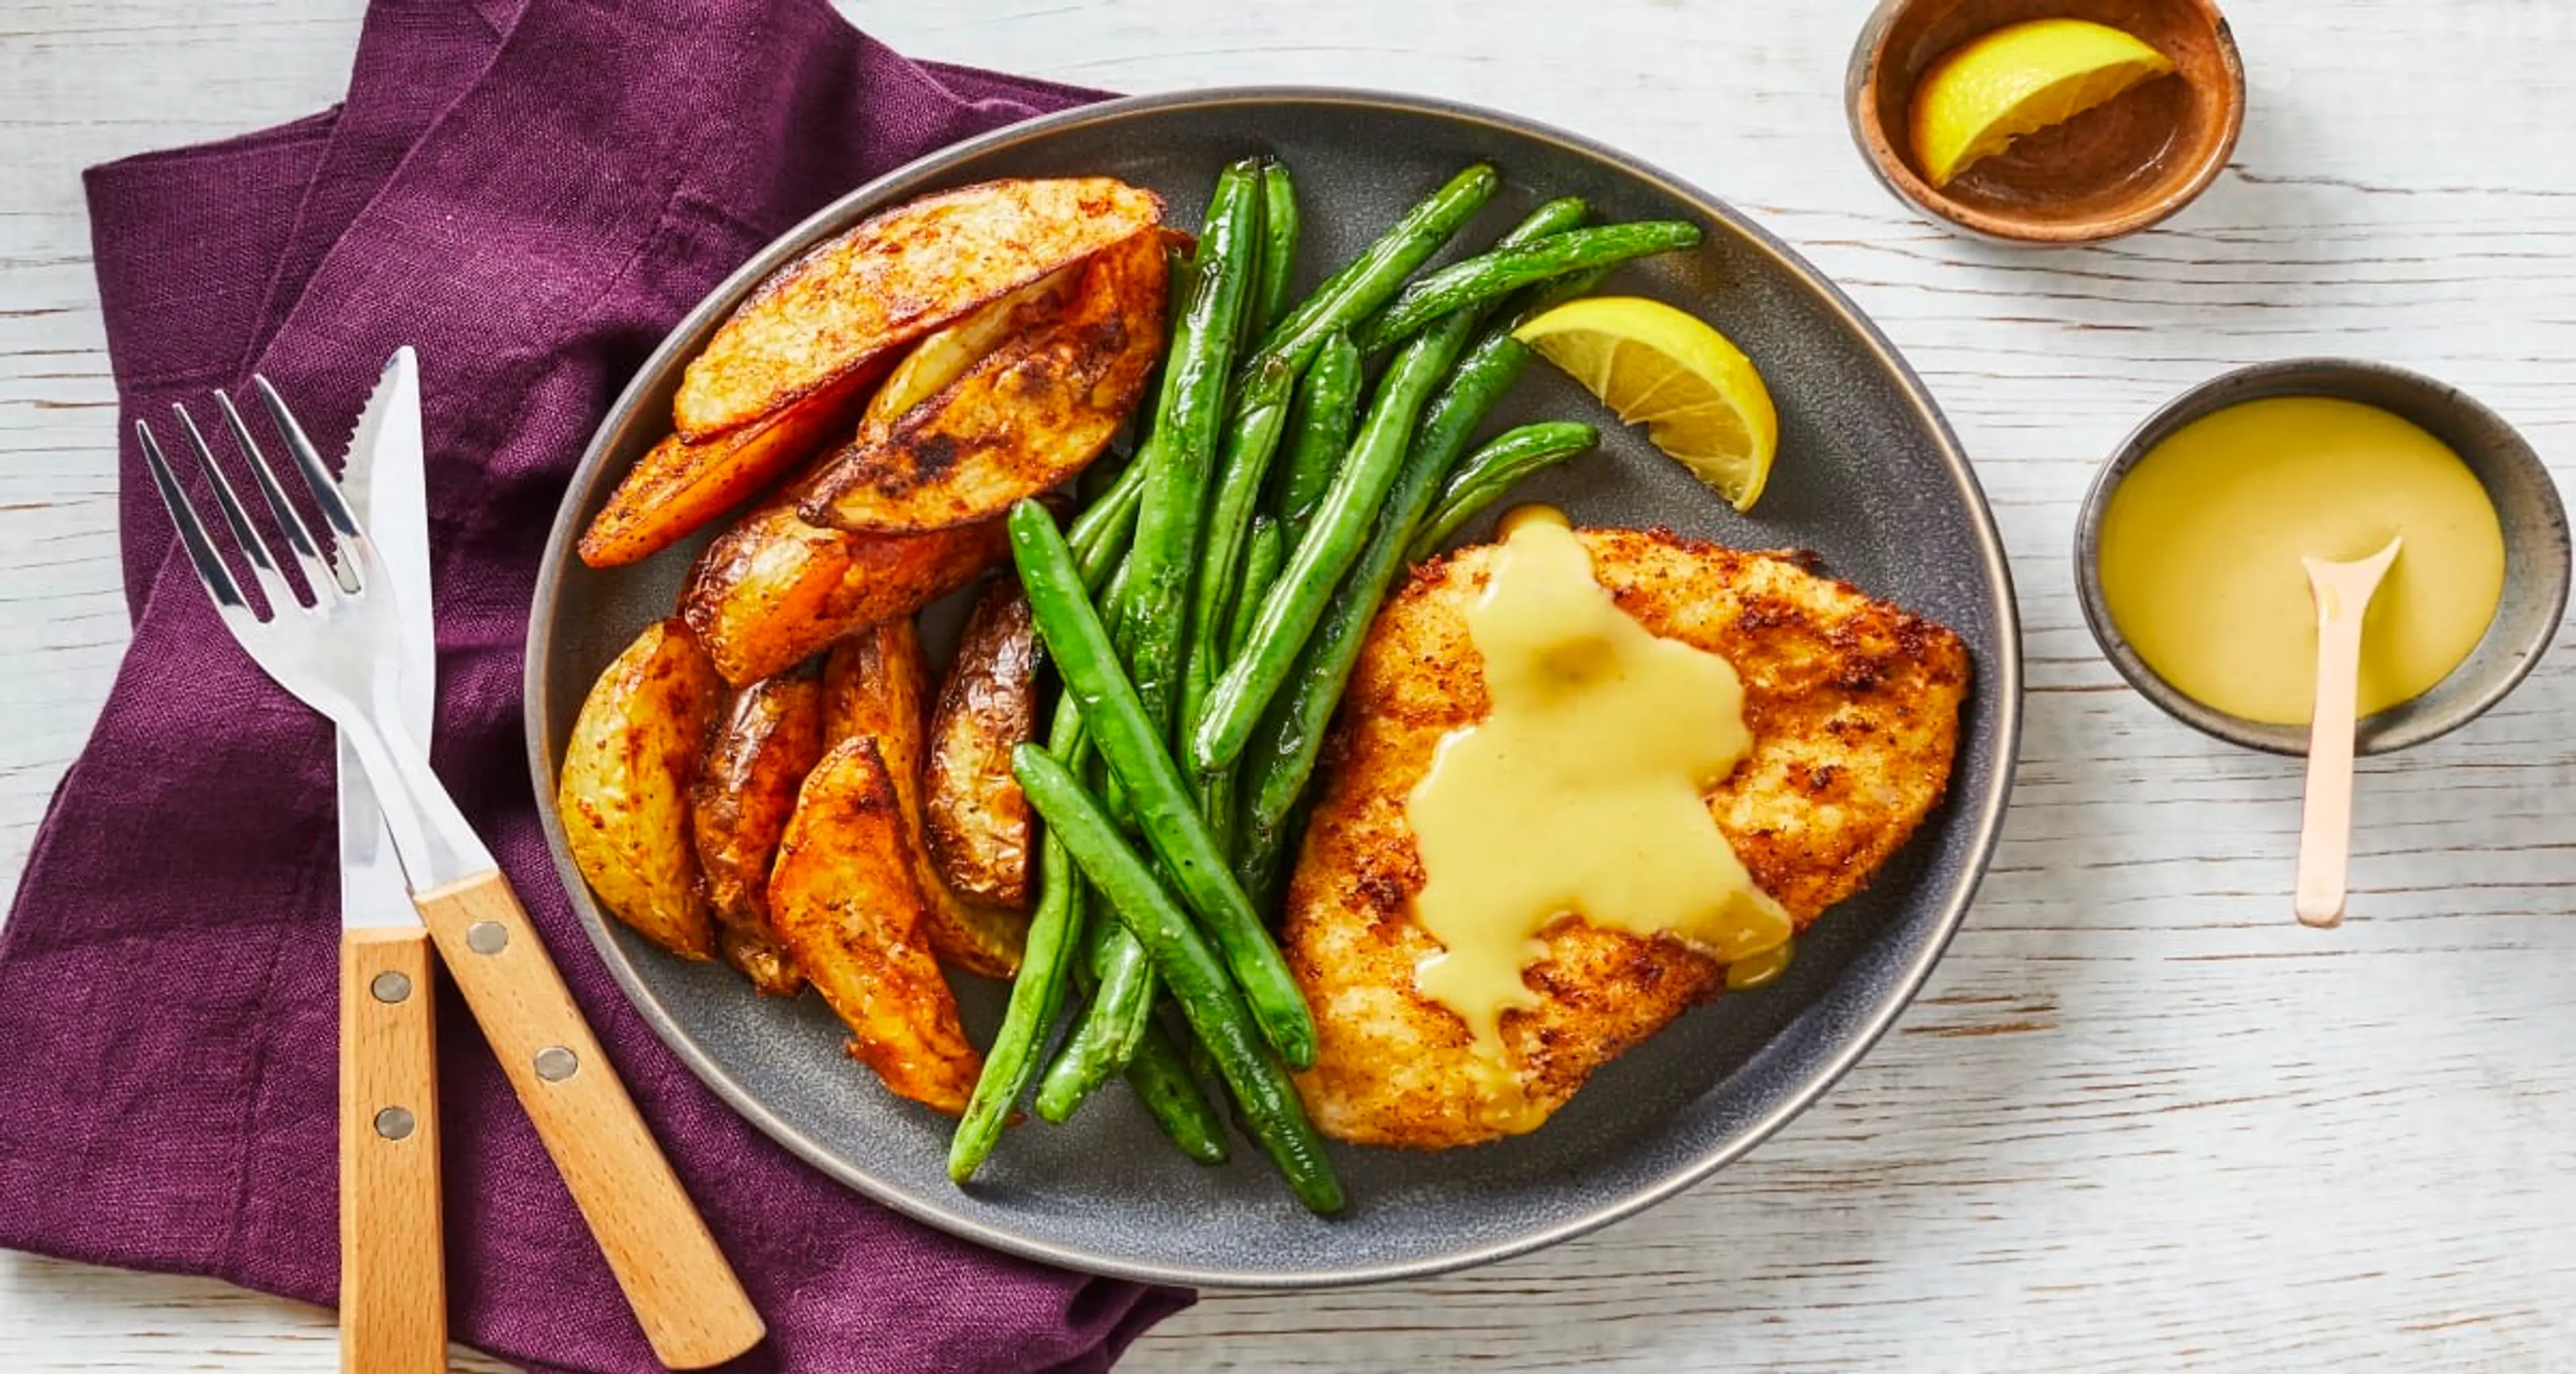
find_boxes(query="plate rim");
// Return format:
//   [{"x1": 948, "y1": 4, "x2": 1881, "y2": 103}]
[{"x1": 523, "y1": 83, "x2": 2026, "y2": 1289}]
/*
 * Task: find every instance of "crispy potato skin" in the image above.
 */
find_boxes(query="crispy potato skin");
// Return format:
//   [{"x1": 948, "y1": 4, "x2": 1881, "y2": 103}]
[
  {"x1": 824, "y1": 623, "x2": 1030, "y2": 978},
  {"x1": 674, "y1": 177, "x2": 1164, "y2": 441},
  {"x1": 576, "y1": 357, "x2": 888, "y2": 570},
  {"x1": 923, "y1": 578, "x2": 1039, "y2": 910},
  {"x1": 557, "y1": 619, "x2": 725, "y2": 961},
  {"x1": 768, "y1": 737, "x2": 983, "y2": 1114},
  {"x1": 1287, "y1": 529, "x2": 1972, "y2": 1149},
  {"x1": 680, "y1": 496, "x2": 1006, "y2": 686},
  {"x1": 691, "y1": 671, "x2": 826, "y2": 995},
  {"x1": 799, "y1": 229, "x2": 1169, "y2": 534}
]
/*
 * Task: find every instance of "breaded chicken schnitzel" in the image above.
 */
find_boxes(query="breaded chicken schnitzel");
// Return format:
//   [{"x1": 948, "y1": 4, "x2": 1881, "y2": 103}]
[{"x1": 1285, "y1": 525, "x2": 1970, "y2": 1149}]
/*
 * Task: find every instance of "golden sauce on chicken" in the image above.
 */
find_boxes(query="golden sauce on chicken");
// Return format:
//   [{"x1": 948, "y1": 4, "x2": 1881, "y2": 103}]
[
  {"x1": 1286, "y1": 525, "x2": 1970, "y2": 1149},
  {"x1": 1405, "y1": 509, "x2": 1790, "y2": 1130}
]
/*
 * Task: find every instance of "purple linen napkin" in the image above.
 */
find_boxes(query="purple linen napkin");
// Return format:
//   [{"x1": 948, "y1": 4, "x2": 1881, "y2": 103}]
[{"x1": 0, "y1": 1, "x2": 1191, "y2": 1369}]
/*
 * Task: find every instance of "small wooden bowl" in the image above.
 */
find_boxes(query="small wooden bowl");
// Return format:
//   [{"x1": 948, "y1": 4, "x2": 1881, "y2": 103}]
[
  {"x1": 1846, "y1": 0, "x2": 2246, "y2": 244},
  {"x1": 2073, "y1": 360, "x2": 2571, "y2": 757}
]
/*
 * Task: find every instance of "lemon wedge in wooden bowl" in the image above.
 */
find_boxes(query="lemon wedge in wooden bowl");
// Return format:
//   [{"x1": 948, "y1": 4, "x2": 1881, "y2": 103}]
[{"x1": 1910, "y1": 18, "x2": 2176, "y2": 188}]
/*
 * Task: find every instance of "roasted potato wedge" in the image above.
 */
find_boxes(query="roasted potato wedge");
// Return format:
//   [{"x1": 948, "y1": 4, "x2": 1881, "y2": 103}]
[
  {"x1": 673, "y1": 177, "x2": 1164, "y2": 442},
  {"x1": 821, "y1": 618, "x2": 930, "y2": 756},
  {"x1": 556, "y1": 619, "x2": 724, "y2": 960},
  {"x1": 681, "y1": 496, "x2": 1006, "y2": 686},
  {"x1": 576, "y1": 359, "x2": 885, "y2": 570},
  {"x1": 691, "y1": 670, "x2": 826, "y2": 995},
  {"x1": 768, "y1": 737, "x2": 983, "y2": 1114},
  {"x1": 798, "y1": 229, "x2": 1170, "y2": 533},
  {"x1": 717, "y1": 926, "x2": 802, "y2": 998},
  {"x1": 824, "y1": 623, "x2": 1030, "y2": 978},
  {"x1": 859, "y1": 264, "x2": 1084, "y2": 431},
  {"x1": 924, "y1": 578, "x2": 1039, "y2": 910}
]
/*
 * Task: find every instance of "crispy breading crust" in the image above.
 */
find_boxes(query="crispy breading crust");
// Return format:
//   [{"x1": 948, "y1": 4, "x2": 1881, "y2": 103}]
[{"x1": 1285, "y1": 527, "x2": 1971, "y2": 1149}]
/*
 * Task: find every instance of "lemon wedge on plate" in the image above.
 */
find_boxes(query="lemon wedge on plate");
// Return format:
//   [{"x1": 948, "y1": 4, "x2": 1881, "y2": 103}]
[
  {"x1": 1513, "y1": 296, "x2": 1779, "y2": 512},
  {"x1": 1909, "y1": 18, "x2": 2176, "y2": 187}
]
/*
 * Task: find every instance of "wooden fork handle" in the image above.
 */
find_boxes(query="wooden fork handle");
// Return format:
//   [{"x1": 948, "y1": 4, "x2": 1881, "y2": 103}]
[
  {"x1": 341, "y1": 927, "x2": 448, "y2": 1374},
  {"x1": 415, "y1": 870, "x2": 765, "y2": 1369}
]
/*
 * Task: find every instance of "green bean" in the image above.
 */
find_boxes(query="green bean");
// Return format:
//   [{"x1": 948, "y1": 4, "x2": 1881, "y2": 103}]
[
  {"x1": 1081, "y1": 870, "x2": 1122, "y2": 977},
  {"x1": 1191, "y1": 199, "x2": 1587, "y2": 776},
  {"x1": 1007, "y1": 500, "x2": 1317, "y2": 1067},
  {"x1": 1238, "y1": 273, "x2": 1605, "y2": 845},
  {"x1": 1191, "y1": 326, "x2": 1463, "y2": 774},
  {"x1": 1258, "y1": 162, "x2": 1498, "y2": 372},
  {"x1": 1069, "y1": 453, "x2": 1149, "y2": 588},
  {"x1": 1118, "y1": 159, "x2": 1265, "y2": 737},
  {"x1": 1097, "y1": 548, "x2": 1136, "y2": 629},
  {"x1": 1178, "y1": 351, "x2": 1295, "y2": 739},
  {"x1": 1406, "y1": 423, "x2": 1599, "y2": 560},
  {"x1": 1226, "y1": 517, "x2": 1286, "y2": 662},
  {"x1": 1426, "y1": 260, "x2": 1615, "y2": 445},
  {"x1": 1270, "y1": 332, "x2": 1362, "y2": 544},
  {"x1": 1042, "y1": 878, "x2": 1224, "y2": 1157},
  {"x1": 947, "y1": 699, "x2": 1090, "y2": 1181},
  {"x1": 1354, "y1": 220, "x2": 1703, "y2": 351},
  {"x1": 1270, "y1": 189, "x2": 1580, "y2": 617},
  {"x1": 1167, "y1": 167, "x2": 1501, "y2": 733},
  {"x1": 1014, "y1": 745, "x2": 1342, "y2": 1214},
  {"x1": 1072, "y1": 742, "x2": 1150, "y2": 999},
  {"x1": 1034, "y1": 916, "x2": 1158, "y2": 1121},
  {"x1": 1093, "y1": 545, "x2": 1140, "y2": 827},
  {"x1": 1124, "y1": 1016, "x2": 1230, "y2": 1165},
  {"x1": 1247, "y1": 160, "x2": 1299, "y2": 350}
]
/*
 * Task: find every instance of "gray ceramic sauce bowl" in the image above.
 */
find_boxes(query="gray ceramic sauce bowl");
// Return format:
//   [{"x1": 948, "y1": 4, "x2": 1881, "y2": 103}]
[{"x1": 2074, "y1": 358, "x2": 2569, "y2": 756}]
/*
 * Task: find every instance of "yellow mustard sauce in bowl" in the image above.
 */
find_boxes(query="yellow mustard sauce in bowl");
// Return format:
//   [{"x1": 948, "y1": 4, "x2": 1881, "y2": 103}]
[{"x1": 2096, "y1": 395, "x2": 2505, "y2": 727}]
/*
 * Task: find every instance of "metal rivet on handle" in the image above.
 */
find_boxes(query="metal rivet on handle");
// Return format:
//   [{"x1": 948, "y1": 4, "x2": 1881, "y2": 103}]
[
  {"x1": 466, "y1": 920, "x2": 508, "y2": 954},
  {"x1": 534, "y1": 1047, "x2": 578, "y2": 1082},
  {"x1": 374, "y1": 1106, "x2": 416, "y2": 1141},
  {"x1": 369, "y1": 970, "x2": 412, "y2": 1004}
]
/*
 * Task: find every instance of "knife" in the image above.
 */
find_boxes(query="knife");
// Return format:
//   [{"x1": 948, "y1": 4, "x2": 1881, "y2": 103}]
[{"x1": 333, "y1": 348, "x2": 447, "y2": 1374}]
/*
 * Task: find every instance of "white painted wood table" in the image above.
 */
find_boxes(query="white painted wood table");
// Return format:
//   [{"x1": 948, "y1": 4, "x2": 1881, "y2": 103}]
[{"x1": 7, "y1": 1, "x2": 2575, "y2": 1369}]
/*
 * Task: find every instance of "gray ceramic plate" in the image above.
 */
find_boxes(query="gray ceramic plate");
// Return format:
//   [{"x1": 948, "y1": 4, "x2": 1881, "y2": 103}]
[{"x1": 526, "y1": 88, "x2": 2022, "y2": 1287}]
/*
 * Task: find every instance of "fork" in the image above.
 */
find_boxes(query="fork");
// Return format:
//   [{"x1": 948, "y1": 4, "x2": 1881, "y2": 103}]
[{"x1": 141, "y1": 383, "x2": 766, "y2": 1371}]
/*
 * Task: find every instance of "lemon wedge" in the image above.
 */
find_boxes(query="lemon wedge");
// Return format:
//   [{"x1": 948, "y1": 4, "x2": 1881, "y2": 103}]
[
  {"x1": 1909, "y1": 19, "x2": 2176, "y2": 188},
  {"x1": 1513, "y1": 297, "x2": 1779, "y2": 512}
]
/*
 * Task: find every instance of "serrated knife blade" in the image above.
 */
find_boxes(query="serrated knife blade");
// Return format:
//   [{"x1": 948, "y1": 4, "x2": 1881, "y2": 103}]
[{"x1": 337, "y1": 348, "x2": 434, "y2": 930}]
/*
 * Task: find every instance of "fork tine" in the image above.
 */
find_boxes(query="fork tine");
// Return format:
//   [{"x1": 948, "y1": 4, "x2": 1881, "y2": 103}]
[
  {"x1": 172, "y1": 403, "x2": 302, "y2": 615},
  {"x1": 138, "y1": 421, "x2": 253, "y2": 616},
  {"x1": 217, "y1": 390, "x2": 354, "y2": 598},
  {"x1": 251, "y1": 374, "x2": 364, "y2": 541}
]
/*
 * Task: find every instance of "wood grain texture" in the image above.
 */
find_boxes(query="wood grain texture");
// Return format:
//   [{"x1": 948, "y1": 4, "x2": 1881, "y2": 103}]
[
  {"x1": 414, "y1": 872, "x2": 765, "y2": 1369},
  {"x1": 4, "y1": 1, "x2": 2576, "y2": 1371},
  {"x1": 338, "y1": 928, "x2": 447, "y2": 1374}
]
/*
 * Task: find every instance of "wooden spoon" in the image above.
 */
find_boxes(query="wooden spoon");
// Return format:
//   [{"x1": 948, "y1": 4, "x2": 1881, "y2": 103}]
[{"x1": 2294, "y1": 536, "x2": 2404, "y2": 929}]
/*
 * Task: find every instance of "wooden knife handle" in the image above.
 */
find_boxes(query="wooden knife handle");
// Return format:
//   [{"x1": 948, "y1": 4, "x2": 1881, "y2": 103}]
[
  {"x1": 340, "y1": 927, "x2": 448, "y2": 1374},
  {"x1": 415, "y1": 871, "x2": 765, "y2": 1370}
]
